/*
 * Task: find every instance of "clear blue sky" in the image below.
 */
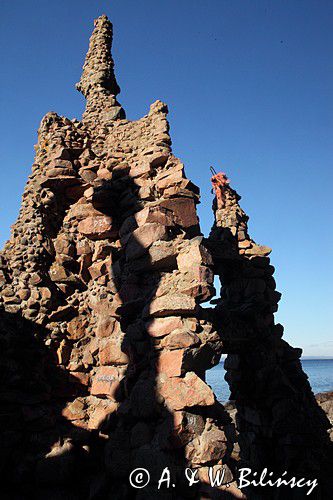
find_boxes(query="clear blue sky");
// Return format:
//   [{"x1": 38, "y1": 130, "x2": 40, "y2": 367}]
[{"x1": 0, "y1": 0, "x2": 332, "y2": 354}]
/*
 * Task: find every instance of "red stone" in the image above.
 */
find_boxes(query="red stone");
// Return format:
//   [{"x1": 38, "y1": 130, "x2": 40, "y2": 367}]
[
  {"x1": 148, "y1": 151, "x2": 169, "y2": 168},
  {"x1": 76, "y1": 239, "x2": 92, "y2": 255},
  {"x1": 156, "y1": 165, "x2": 185, "y2": 190},
  {"x1": 67, "y1": 316, "x2": 87, "y2": 340},
  {"x1": 88, "y1": 259, "x2": 109, "y2": 280},
  {"x1": 129, "y1": 162, "x2": 151, "y2": 178},
  {"x1": 54, "y1": 234, "x2": 75, "y2": 256},
  {"x1": 78, "y1": 216, "x2": 117, "y2": 240},
  {"x1": 135, "y1": 206, "x2": 174, "y2": 227},
  {"x1": 157, "y1": 372, "x2": 215, "y2": 410},
  {"x1": 97, "y1": 168, "x2": 113, "y2": 180},
  {"x1": 177, "y1": 239, "x2": 213, "y2": 270},
  {"x1": 91, "y1": 366, "x2": 123, "y2": 398},
  {"x1": 156, "y1": 349, "x2": 185, "y2": 377},
  {"x1": 65, "y1": 184, "x2": 87, "y2": 200},
  {"x1": 62, "y1": 399, "x2": 86, "y2": 421},
  {"x1": 132, "y1": 241, "x2": 177, "y2": 272},
  {"x1": 92, "y1": 241, "x2": 113, "y2": 261},
  {"x1": 144, "y1": 294, "x2": 196, "y2": 318},
  {"x1": 69, "y1": 203, "x2": 105, "y2": 220},
  {"x1": 49, "y1": 146, "x2": 71, "y2": 160},
  {"x1": 88, "y1": 401, "x2": 118, "y2": 429},
  {"x1": 161, "y1": 330, "x2": 200, "y2": 349},
  {"x1": 145, "y1": 316, "x2": 183, "y2": 337},
  {"x1": 159, "y1": 199, "x2": 198, "y2": 228},
  {"x1": 126, "y1": 223, "x2": 168, "y2": 260},
  {"x1": 99, "y1": 336, "x2": 129, "y2": 365},
  {"x1": 70, "y1": 372, "x2": 90, "y2": 386},
  {"x1": 96, "y1": 316, "x2": 120, "y2": 338},
  {"x1": 46, "y1": 167, "x2": 76, "y2": 178},
  {"x1": 40, "y1": 175, "x2": 79, "y2": 189}
]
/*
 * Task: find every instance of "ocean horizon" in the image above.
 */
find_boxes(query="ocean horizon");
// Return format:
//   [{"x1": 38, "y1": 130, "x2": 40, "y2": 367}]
[{"x1": 206, "y1": 358, "x2": 333, "y2": 402}]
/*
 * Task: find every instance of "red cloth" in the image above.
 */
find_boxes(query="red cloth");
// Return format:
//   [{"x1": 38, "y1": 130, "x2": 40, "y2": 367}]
[{"x1": 211, "y1": 172, "x2": 229, "y2": 208}]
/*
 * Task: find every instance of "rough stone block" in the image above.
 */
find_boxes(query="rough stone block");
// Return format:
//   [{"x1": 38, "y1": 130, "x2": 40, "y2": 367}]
[
  {"x1": 159, "y1": 198, "x2": 198, "y2": 228},
  {"x1": 177, "y1": 238, "x2": 213, "y2": 270},
  {"x1": 67, "y1": 316, "x2": 87, "y2": 340},
  {"x1": 131, "y1": 241, "x2": 177, "y2": 272},
  {"x1": 145, "y1": 316, "x2": 183, "y2": 337},
  {"x1": 156, "y1": 349, "x2": 185, "y2": 377},
  {"x1": 91, "y1": 366, "x2": 123, "y2": 398},
  {"x1": 135, "y1": 206, "x2": 175, "y2": 227},
  {"x1": 144, "y1": 294, "x2": 196, "y2": 317},
  {"x1": 99, "y1": 337, "x2": 129, "y2": 365},
  {"x1": 96, "y1": 316, "x2": 120, "y2": 338},
  {"x1": 88, "y1": 259, "x2": 109, "y2": 280},
  {"x1": 78, "y1": 215, "x2": 116, "y2": 240},
  {"x1": 157, "y1": 372, "x2": 215, "y2": 410},
  {"x1": 161, "y1": 330, "x2": 200, "y2": 349},
  {"x1": 125, "y1": 223, "x2": 168, "y2": 260}
]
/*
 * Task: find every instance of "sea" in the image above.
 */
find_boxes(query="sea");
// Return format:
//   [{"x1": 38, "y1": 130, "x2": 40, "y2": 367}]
[{"x1": 206, "y1": 358, "x2": 333, "y2": 402}]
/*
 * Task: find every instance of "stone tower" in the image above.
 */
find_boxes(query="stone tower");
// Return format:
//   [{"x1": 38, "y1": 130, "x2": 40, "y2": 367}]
[
  {"x1": 0, "y1": 15, "x2": 237, "y2": 499},
  {"x1": 76, "y1": 14, "x2": 125, "y2": 123},
  {"x1": 0, "y1": 13, "x2": 331, "y2": 500},
  {"x1": 207, "y1": 177, "x2": 333, "y2": 498}
]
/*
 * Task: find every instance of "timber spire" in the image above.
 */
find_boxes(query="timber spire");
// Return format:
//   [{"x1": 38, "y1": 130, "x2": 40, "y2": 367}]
[{"x1": 76, "y1": 14, "x2": 125, "y2": 123}]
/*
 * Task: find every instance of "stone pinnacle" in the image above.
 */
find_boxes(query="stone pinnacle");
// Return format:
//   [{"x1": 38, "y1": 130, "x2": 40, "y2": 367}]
[{"x1": 76, "y1": 14, "x2": 125, "y2": 123}]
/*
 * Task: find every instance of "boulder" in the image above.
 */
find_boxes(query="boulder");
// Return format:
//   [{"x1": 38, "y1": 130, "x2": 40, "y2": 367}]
[
  {"x1": 78, "y1": 215, "x2": 117, "y2": 240},
  {"x1": 177, "y1": 238, "x2": 213, "y2": 270},
  {"x1": 245, "y1": 244, "x2": 272, "y2": 257},
  {"x1": 68, "y1": 202, "x2": 105, "y2": 220},
  {"x1": 135, "y1": 206, "x2": 175, "y2": 227},
  {"x1": 171, "y1": 411, "x2": 205, "y2": 447},
  {"x1": 130, "y1": 241, "x2": 177, "y2": 272},
  {"x1": 99, "y1": 337, "x2": 129, "y2": 365},
  {"x1": 143, "y1": 294, "x2": 197, "y2": 317},
  {"x1": 88, "y1": 259, "x2": 109, "y2": 280},
  {"x1": 96, "y1": 316, "x2": 120, "y2": 338},
  {"x1": 88, "y1": 399, "x2": 118, "y2": 429},
  {"x1": 129, "y1": 161, "x2": 151, "y2": 178},
  {"x1": 92, "y1": 241, "x2": 113, "y2": 260},
  {"x1": 156, "y1": 164, "x2": 185, "y2": 190},
  {"x1": 90, "y1": 366, "x2": 124, "y2": 399},
  {"x1": 185, "y1": 423, "x2": 227, "y2": 464},
  {"x1": 156, "y1": 349, "x2": 185, "y2": 377},
  {"x1": 67, "y1": 316, "x2": 87, "y2": 340},
  {"x1": 159, "y1": 198, "x2": 198, "y2": 228},
  {"x1": 157, "y1": 372, "x2": 215, "y2": 410},
  {"x1": 54, "y1": 234, "x2": 75, "y2": 257},
  {"x1": 161, "y1": 330, "x2": 200, "y2": 349},
  {"x1": 76, "y1": 239, "x2": 92, "y2": 255},
  {"x1": 145, "y1": 316, "x2": 183, "y2": 337},
  {"x1": 61, "y1": 398, "x2": 86, "y2": 421},
  {"x1": 125, "y1": 223, "x2": 168, "y2": 260}
]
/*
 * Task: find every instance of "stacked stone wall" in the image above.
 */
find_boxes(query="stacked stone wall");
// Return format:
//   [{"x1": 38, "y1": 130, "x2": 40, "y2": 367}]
[
  {"x1": 207, "y1": 184, "x2": 333, "y2": 498},
  {"x1": 0, "y1": 16, "x2": 238, "y2": 499},
  {"x1": 0, "y1": 13, "x2": 331, "y2": 500}
]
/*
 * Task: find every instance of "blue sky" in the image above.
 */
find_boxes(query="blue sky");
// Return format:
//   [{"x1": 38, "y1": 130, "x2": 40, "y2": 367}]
[{"x1": 0, "y1": 1, "x2": 332, "y2": 354}]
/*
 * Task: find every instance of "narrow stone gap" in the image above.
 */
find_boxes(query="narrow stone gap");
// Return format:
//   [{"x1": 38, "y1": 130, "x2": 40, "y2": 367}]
[
  {"x1": 200, "y1": 270, "x2": 231, "y2": 404},
  {"x1": 206, "y1": 356, "x2": 230, "y2": 403}
]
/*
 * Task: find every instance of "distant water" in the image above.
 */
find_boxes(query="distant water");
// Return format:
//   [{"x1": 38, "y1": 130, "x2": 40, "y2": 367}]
[{"x1": 206, "y1": 358, "x2": 333, "y2": 403}]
